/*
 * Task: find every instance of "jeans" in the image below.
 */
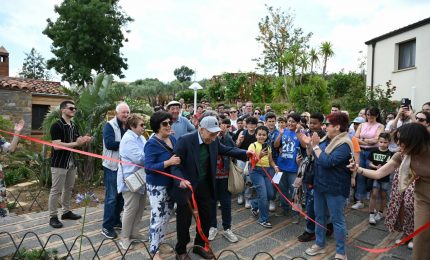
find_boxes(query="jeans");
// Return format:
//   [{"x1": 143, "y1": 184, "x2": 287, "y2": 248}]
[
  {"x1": 102, "y1": 167, "x2": 124, "y2": 231},
  {"x1": 250, "y1": 167, "x2": 274, "y2": 223},
  {"x1": 355, "y1": 150, "x2": 370, "y2": 201},
  {"x1": 304, "y1": 186, "x2": 316, "y2": 233},
  {"x1": 314, "y1": 189, "x2": 347, "y2": 255},
  {"x1": 210, "y1": 178, "x2": 232, "y2": 230},
  {"x1": 279, "y1": 171, "x2": 297, "y2": 213}
]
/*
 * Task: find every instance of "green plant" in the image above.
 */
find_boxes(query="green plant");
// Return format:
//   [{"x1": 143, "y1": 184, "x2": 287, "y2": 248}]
[
  {"x1": 24, "y1": 152, "x2": 52, "y2": 188},
  {"x1": 0, "y1": 115, "x2": 14, "y2": 131},
  {"x1": 12, "y1": 247, "x2": 59, "y2": 260},
  {"x1": 75, "y1": 192, "x2": 99, "y2": 260},
  {"x1": 3, "y1": 166, "x2": 32, "y2": 186},
  {"x1": 289, "y1": 75, "x2": 330, "y2": 113}
]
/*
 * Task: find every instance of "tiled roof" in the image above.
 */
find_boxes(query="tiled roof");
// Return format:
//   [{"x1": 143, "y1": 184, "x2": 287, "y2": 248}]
[{"x1": 0, "y1": 76, "x2": 66, "y2": 95}]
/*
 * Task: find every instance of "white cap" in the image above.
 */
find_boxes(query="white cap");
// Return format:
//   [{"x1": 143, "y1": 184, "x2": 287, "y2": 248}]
[
  {"x1": 166, "y1": 100, "x2": 181, "y2": 109},
  {"x1": 200, "y1": 116, "x2": 221, "y2": 133}
]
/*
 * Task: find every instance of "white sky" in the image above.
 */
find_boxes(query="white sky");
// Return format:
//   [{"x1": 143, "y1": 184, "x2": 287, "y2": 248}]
[{"x1": 1, "y1": 0, "x2": 429, "y2": 83}]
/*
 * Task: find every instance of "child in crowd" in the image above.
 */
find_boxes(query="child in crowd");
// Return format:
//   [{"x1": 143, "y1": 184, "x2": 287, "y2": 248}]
[
  {"x1": 248, "y1": 126, "x2": 279, "y2": 228},
  {"x1": 367, "y1": 133, "x2": 393, "y2": 224}
]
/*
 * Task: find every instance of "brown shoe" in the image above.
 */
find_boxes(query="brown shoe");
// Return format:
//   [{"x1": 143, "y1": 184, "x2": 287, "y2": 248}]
[{"x1": 192, "y1": 246, "x2": 215, "y2": 259}]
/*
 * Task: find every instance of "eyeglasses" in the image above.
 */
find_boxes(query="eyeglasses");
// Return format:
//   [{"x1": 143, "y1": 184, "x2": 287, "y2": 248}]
[
  {"x1": 254, "y1": 112, "x2": 260, "y2": 115},
  {"x1": 416, "y1": 117, "x2": 426, "y2": 122},
  {"x1": 387, "y1": 117, "x2": 394, "y2": 120},
  {"x1": 161, "y1": 121, "x2": 173, "y2": 127},
  {"x1": 230, "y1": 111, "x2": 237, "y2": 113},
  {"x1": 67, "y1": 107, "x2": 76, "y2": 111}
]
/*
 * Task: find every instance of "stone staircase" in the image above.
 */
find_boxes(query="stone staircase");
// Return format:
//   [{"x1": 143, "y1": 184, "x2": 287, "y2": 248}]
[{"x1": 0, "y1": 199, "x2": 412, "y2": 259}]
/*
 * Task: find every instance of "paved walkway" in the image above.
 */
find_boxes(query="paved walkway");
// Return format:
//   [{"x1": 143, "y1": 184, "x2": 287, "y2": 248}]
[{"x1": 0, "y1": 199, "x2": 412, "y2": 259}]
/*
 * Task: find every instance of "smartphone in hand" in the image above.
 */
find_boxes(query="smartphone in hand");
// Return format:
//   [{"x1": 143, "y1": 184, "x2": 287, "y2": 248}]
[
  {"x1": 295, "y1": 147, "x2": 302, "y2": 156},
  {"x1": 262, "y1": 142, "x2": 269, "y2": 150}
]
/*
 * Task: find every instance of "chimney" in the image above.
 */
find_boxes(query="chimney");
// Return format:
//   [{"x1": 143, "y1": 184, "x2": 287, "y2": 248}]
[{"x1": 0, "y1": 46, "x2": 9, "y2": 77}]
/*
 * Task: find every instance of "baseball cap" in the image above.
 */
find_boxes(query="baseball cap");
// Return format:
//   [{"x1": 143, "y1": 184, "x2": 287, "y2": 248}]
[
  {"x1": 352, "y1": 117, "x2": 365, "y2": 124},
  {"x1": 200, "y1": 116, "x2": 221, "y2": 133},
  {"x1": 166, "y1": 100, "x2": 181, "y2": 109}
]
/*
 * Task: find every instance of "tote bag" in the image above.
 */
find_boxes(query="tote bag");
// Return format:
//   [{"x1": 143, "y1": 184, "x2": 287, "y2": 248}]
[{"x1": 228, "y1": 160, "x2": 245, "y2": 194}]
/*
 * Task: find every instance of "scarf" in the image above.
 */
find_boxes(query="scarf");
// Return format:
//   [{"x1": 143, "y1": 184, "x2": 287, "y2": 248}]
[
  {"x1": 320, "y1": 132, "x2": 354, "y2": 155},
  {"x1": 398, "y1": 154, "x2": 417, "y2": 192}
]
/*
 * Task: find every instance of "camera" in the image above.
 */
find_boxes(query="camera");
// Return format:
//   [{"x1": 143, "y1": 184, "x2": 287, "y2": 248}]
[
  {"x1": 295, "y1": 147, "x2": 302, "y2": 156},
  {"x1": 401, "y1": 98, "x2": 411, "y2": 107}
]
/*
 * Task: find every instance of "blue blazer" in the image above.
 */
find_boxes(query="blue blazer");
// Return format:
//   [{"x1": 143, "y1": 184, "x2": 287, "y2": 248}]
[{"x1": 171, "y1": 130, "x2": 248, "y2": 205}]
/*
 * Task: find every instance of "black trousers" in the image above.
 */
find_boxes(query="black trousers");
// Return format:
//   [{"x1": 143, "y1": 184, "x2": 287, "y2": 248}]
[{"x1": 175, "y1": 178, "x2": 212, "y2": 254}]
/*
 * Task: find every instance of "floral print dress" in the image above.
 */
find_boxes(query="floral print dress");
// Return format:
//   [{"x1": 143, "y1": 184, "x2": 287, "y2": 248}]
[{"x1": 0, "y1": 137, "x2": 11, "y2": 218}]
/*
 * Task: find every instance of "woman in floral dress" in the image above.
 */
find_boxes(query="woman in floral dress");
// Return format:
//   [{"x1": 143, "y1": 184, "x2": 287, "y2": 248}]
[{"x1": 0, "y1": 120, "x2": 25, "y2": 219}]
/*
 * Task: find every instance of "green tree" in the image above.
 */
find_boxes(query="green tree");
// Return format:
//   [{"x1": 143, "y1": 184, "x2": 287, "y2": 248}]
[
  {"x1": 130, "y1": 78, "x2": 167, "y2": 106},
  {"x1": 309, "y1": 48, "x2": 319, "y2": 75},
  {"x1": 320, "y1": 41, "x2": 334, "y2": 77},
  {"x1": 43, "y1": 74, "x2": 132, "y2": 181},
  {"x1": 19, "y1": 48, "x2": 51, "y2": 80},
  {"x1": 173, "y1": 66, "x2": 195, "y2": 82},
  {"x1": 328, "y1": 71, "x2": 364, "y2": 98},
  {"x1": 43, "y1": 0, "x2": 133, "y2": 86},
  {"x1": 290, "y1": 75, "x2": 329, "y2": 113},
  {"x1": 255, "y1": 5, "x2": 312, "y2": 77}
]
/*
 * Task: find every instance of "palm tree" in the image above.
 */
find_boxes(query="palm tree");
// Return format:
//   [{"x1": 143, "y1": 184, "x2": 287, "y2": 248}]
[
  {"x1": 299, "y1": 52, "x2": 309, "y2": 85},
  {"x1": 320, "y1": 41, "x2": 334, "y2": 77},
  {"x1": 309, "y1": 48, "x2": 319, "y2": 75}
]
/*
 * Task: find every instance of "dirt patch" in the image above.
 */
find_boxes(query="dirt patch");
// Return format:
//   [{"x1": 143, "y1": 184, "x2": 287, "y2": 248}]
[{"x1": 7, "y1": 181, "x2": 105, "y2": 215}]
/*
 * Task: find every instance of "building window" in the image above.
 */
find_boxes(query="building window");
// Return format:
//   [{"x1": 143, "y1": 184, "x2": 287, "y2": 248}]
[
  {"x1": 398, "y1": 39, "x2": 416, "y2": 70},
  {"x1": 32, "y1": 105, "x2": 50, "y2": 130}
]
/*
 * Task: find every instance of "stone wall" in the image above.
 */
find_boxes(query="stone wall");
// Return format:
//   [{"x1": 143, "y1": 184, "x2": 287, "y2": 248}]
[{"x1": 0, "y1": 89, "x2": 32, "y2": 135}]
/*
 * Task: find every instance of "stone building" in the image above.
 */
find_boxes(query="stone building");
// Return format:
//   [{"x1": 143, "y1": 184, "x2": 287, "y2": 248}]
[{"x1": 0, "y1": 46, "x2": 69, "y2": 137}]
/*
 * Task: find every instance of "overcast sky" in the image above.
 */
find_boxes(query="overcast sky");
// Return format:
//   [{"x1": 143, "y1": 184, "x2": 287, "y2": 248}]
[{"x1": 1, "y1": 0, "x2": 429, "y2": 83}]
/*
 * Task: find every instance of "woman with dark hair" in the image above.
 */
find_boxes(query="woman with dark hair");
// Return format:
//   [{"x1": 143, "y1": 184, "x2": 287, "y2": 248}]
[
  {"x1": 413, "y1": 111, "x2": 430, "y2": 133},
  {"x1": 144, "y1": 111, "x2": 181, "y2": 259},
  {"x1": 305, "y1": 113, "x2": 353, "y2": 260},
  {"x1": 117, "y1": 114, "x2": 147, "y2": 250},
  {"x1": 352, "y1": 107, "x2": 384, "y2": 210},
  {"x1": 350, "y1": 123, "x2": 430, "y2": 260}
]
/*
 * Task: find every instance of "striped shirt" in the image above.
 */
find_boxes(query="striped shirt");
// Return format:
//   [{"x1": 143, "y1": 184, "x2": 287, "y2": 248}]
[{"x1": 50, "y1": 117, "x2": 80, "y2": 169}]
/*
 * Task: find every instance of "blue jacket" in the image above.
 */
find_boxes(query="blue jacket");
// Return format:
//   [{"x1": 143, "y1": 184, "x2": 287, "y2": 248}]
[
  {"x1": 144, "y1": 135, "x2": 177, "y2": 187},
  {"x1": 313, "y1": 138, "x2": 352, "y2": 198},
  {"x1": 171, "y1": 131, "x2": 248, "y2": 205}
]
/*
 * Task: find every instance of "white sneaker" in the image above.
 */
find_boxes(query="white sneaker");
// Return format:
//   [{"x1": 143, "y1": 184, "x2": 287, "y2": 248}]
[
  {"x1": 374, "y1": 212, "x2": 383, "y2": 222},
  {"x1": 269, "y1": 200, "x2": 276, "y2": 212},
  {"x1": 237, "y1": 194, "x2": 244, "y2": 205},
  {"x1": 119, "y1": 239, "x2": 133, "y2": 250},
  {"x1": 351, "y1": 201, "x2": 364, "y2": 209},
  {"x1": 369, "y1": 214, "x2": 376, "y2": 225},
  {"x1": 208, "y1": 227, "x2": 218, "y2": 241},
  {"x1": 245, "y1": 199, "x2": 251, "y2": 209},
  {"x1": 408, "y1": 241, "x2": 413, "y2": 249},
  {"x1": 305, "y1": 244, "x2": 326, "y2": 256},
  {"x1": 223, "y1": 229, "x2": 239, "y2": 243}
]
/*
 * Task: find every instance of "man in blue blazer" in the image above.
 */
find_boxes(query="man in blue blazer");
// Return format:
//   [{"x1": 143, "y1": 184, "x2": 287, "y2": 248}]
[{"x1": 171, "y1": 116, "x2": 254, "y2": 259}]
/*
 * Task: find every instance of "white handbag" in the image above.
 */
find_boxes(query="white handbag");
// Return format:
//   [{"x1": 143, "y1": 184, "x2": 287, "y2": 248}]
[{"x1": 124, "y1": 168, "x2": 146, "y2": 192}]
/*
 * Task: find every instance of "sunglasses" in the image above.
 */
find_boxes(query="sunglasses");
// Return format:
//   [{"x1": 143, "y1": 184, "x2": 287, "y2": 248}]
[
  {"x1": 254, "y1": 112, "x2": 260, "y2": 115},
  {"x1": 67, "y1": 107, "x2": 76, "y2": 111},
  {"x1": 416, "y1": 117, "x2": 426, "y2": 122},
  {"x1": 230, "y1": 111, "x2": 237, "y2": 113},
  {"x1": 161, "y1": 121, "x2": 173, "y2": 127}
]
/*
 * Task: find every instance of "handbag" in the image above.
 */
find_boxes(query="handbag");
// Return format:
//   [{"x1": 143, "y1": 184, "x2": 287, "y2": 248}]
[
  {"x1": 124, "y1": 168, "x2": 146, "y2": 192},
  {"x1": 120, "y1": 156, "x2": 146, "y2": 192},
  {"x1": 228, "y1": 159, "x2": 245, "y2": 194}
]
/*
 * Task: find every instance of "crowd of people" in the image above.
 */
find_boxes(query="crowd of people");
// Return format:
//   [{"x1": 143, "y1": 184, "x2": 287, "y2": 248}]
[{"x1": 1, "y1": 98, "x2": 429, "y2": 260}]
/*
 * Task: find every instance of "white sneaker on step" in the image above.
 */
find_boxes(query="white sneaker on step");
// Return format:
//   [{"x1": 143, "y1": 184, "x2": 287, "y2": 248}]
[
  {"x1": 208, "y1": 227, "x2": 218, "y2": 241},
  {"x1": 223, "y1": 229, "x2": 238, "y2": 243},
  {"x1": 351, "y1": 201, "x2": 364, "y2": 209},
  {"x1": 269, "y1": 200, "x2": 276, "y2": 212}
]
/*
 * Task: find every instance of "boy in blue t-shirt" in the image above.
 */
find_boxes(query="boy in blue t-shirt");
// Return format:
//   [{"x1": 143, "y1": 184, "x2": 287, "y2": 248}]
[{"x1": 274, "y1": 113, "x2": 302, "y2": 215}]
